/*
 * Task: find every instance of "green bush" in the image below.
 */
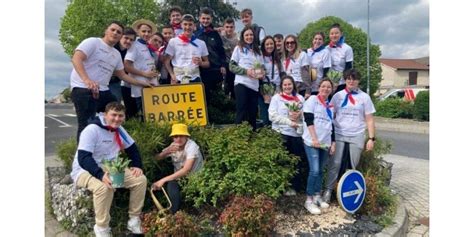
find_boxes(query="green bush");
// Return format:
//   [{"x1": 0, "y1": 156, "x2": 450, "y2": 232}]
[
  {"x1": 183, "y1": 124, "x2": 298, "y2": 207},
  {"x1": 413, "y1": 91, "x2": 429, "y2": 121},
  {"x1": 375, "y1": 98, "x2": 414, "y2": 118},
  {"x1": 55, "y1": 137, "x2": 77, "y2": 173},
  {"x1": 206, "y1": 89, "x2": 236, "y2": 124}
]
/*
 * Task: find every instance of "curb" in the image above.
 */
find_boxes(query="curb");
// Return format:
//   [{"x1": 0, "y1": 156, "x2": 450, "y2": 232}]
[
  {"x1": 374, "y1": 117, "x2": 429, "y2": 134},
  {"x1": 375, "y1": 198, "x2": 409, "y2": 237}
]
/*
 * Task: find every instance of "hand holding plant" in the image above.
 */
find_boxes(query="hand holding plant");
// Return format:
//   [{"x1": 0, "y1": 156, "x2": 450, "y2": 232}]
[{"x1": 253, "y1": 61, "x2": 265, "y2": 79}]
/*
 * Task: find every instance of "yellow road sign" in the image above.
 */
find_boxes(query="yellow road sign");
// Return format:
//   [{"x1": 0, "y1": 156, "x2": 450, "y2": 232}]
[{"x1": 142, "y1": 83, "x2": 208, "y2": 126}]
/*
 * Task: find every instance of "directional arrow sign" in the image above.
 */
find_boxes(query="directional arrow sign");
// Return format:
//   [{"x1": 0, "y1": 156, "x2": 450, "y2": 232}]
[{"x1": 337, "y1": 170, "x2": 366, "y2": 214}]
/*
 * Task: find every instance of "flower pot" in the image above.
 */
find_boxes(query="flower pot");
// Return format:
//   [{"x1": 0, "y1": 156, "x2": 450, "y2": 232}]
[{"x1": 109, "y1": 172, "x2": 125, "y2": 188}]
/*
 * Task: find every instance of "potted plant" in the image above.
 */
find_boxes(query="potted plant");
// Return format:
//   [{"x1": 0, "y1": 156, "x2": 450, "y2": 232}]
[
  {"x1": 253, "y1": 61, "x2": 265, "y2": 79},
  {"x1": 327, "y1": 70, "x2": 343, "y2": 84},
  {"x1": 102, "y1": 156, "x2": 131, "y2": 188},
  {"x1": 261, "y1": 83, "x2": 275, "y2": 104}
]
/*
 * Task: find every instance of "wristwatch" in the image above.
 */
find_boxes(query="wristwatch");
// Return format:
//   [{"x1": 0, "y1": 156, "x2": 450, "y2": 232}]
[{"x1": 369, "y1": 137, "x2": 376, "y2": 141}]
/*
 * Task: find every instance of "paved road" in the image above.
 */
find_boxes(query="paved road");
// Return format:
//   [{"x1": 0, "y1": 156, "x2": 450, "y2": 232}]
[
  {"x1": 378, "y1": 131, "x2": 429, "y2": 160},
  {"x1": 45, "y1": 103, "x2": 76, "y2": 156}
]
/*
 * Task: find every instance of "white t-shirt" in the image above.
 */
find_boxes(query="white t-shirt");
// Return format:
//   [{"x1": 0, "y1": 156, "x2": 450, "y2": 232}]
[
  {"x1": 70, "y1": 38, "x2": 124, "y2": 91},
  {"x1": 282, "y1": 52, "x2": 310, "y2": 83},
  {"x1": 268, "y1": 93, "x2": 305, "y2": 137},
  {"x1": 125, "y1": 40, "x2": 157, "y2": 98},
  {"x1": 307, "y1": 47, "x2": 331, "y2": 92},
  {"x1": 302, "y1": 95, "x2": 334, "y2": 147},
  {"x1": 327, "y1": 43, "x2": 353, "y2": 84},
  {"x1": 331, "y1": 88, "x2": 376, "y2": 136},
  {"x1": 263, "y1": 55, "x2": 281, "y2": 86},
  {"x1": 70, "y1": 114, "x2": 135, "y2": 183},
  {"x1": 165, "y1": 36, "x2": 209, "y2": 82},
  {"x1": 231, "y1": 47, "x2": 264, "y2": 92},
  {"x1": 169, "y1": 139, "x2": 203, "y2": 174}
]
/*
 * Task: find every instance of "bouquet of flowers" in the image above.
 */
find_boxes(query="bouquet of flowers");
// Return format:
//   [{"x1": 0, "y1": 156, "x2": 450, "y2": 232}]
[
  {"x1": 261, "y1": 83, "x2": 275, "y2": 103},
  {"x1": 285, "y1": 101, "x2": 303, "y2": 134},
  {"x1": 253, "y1": 61, "x2": 265, "y2": 79},
  {"x1": 284, "y1": 101, "x2": 303, "y2": 112}
]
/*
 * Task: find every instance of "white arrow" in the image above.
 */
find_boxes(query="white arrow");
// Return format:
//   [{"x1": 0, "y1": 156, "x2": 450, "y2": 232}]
[{"x1": 342, "y1": 181, "x2": 363, "y2": 204}]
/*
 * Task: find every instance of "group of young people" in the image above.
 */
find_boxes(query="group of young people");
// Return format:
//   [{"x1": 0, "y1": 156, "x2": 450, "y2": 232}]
[{"x1": 67, "y1": 5, "x2": 376, "y2": 236}]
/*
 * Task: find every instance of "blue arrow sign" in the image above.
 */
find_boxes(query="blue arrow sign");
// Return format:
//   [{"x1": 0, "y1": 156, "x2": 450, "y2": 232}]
[{"x1": 337, "y1": 170, "x2": 366, "y2": 214}]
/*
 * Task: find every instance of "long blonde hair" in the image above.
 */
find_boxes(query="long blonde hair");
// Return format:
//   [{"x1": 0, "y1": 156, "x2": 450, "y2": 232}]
[{"x1": 282, "y1": 34, "x2": 301, "y2": 61}]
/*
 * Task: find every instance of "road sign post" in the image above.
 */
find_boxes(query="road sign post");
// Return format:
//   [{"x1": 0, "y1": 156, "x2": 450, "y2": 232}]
[
  {"x1": 337, "y1": 170, "x2": 366, "y2": 214},
  {"x1": 142, "y1": 83, "x2": 208, "y2": 126}
]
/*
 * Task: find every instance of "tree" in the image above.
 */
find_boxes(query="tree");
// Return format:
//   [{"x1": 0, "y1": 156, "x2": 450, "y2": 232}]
[
  {"x1": 59, "y1": 0, "x2": 160, "y2": 57},
  {"x1": 298, "y1": 16, "x2": 382, "y2": 96},
  {"x1": 156, "y1": 0, "x2": 240, "y2": 28}
]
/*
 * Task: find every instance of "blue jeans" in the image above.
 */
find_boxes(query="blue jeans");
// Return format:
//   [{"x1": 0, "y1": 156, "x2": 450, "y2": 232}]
[
  {"x1": 257, "y1": 94, "x2": 270, "y2": 126},
  {"x1": 304, "y1": 144, "x2": 328, "y2": 196}
]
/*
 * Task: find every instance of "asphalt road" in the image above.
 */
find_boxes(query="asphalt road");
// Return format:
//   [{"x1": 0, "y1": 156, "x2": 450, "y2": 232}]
[{"x1": 44, "y1": 103, "x2": 429, "y2": 160}]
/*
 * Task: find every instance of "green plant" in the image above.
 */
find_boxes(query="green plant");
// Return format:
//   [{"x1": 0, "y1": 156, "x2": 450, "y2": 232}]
[
  {"x1": 261, "y1": 83, "x2": 275, "y2": 95},
  {"x1": 56, "y1": 137, "x2": 77, "y2": 173},
  {"x1": 284, "y1": 101, "x2": 302, "y2": 112},
  {"x1": 183, "y1": 124, "x2": 298, "y2": 207},
  {"x1": 375, "y1": 98, "x2": 414, "y2": 118},
  {"x1": 327, "y1": 70, "x2": 343, "y2": 84},
  {"x1": 142, "y1": 210, "x2": 200, "y2": 237},
  {"x1": 253, "y1": 61, "x2": 264, "y2": 69},
  {"x1": 413, "y1": 90, "x2": 429, "y2": 121},
  {"x1": 102, "y1": 156, "x2": 131, "y2": 174},
  {"x1": 219, "y1": 195, "x2": 275, "y2": 236}
]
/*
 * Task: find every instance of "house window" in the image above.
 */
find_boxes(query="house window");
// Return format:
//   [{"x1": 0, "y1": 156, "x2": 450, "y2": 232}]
[{"x1": 408, "y1": 72, "x2": 418, "y2": 85}]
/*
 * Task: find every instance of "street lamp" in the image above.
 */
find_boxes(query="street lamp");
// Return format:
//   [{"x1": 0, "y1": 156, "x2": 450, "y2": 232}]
[{"x1": 367, "y1": 0, "x2": 370, "y2": 95}]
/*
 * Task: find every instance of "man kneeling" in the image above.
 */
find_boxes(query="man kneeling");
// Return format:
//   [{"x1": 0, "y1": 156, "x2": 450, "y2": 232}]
[{"x1": 70, "y1": 102, "x2": 147, "y2": 236}]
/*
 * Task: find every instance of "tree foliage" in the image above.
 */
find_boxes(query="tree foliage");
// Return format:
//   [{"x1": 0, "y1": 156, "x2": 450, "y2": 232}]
[
  {"x1": 156, "y1": 0, "x2": 240, "y2": 28},
  {"x1": 298, "y1": 16, "x2": 382, "y2": 96},
  {"x1": 59, "y1": 0, "x2": 160, "y2": 57}
]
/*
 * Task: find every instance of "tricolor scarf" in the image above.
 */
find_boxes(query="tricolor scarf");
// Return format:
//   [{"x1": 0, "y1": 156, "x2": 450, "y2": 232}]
[
  {"x1": 178, "y1": 34, "x2": 198, "y2": 47},
  {"x1": 329, "y1": 36, "x2": 345, "y2": 48},
  {"x1": 311, "y1": 44, "x2": 326, "y2": 57},
  {"x1": 341, "y1": 87, "x2": 358, "y2": 108},
  {"x1": 280, "y1": 92, "x2": 300, "y2": 102},
  {"x1": 137, "y1": 38, "x2": 156, "y2": 58},
  {"x1": 317, "y1": 95, "x2": 333, "y2": 120},
  {"x1": 90, "y1": 116, "x2": 130, "y2": 151},
  {"x1": 106, "y1": 126, "x2": 125, "y2": 150}
]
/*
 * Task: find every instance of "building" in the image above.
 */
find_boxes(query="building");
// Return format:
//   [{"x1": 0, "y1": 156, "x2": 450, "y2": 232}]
[{"x1": 377, "y1": 57, "x2": 429, "y2": 95}]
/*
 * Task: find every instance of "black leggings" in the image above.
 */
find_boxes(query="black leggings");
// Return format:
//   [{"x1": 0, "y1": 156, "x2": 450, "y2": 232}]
[{"x1": 234, "y1": 84, "x2": 258, "y2": 130}]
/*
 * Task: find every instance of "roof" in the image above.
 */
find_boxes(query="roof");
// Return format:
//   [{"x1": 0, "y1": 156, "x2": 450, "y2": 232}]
[{"x1": 379, "y1": 58, "x2": 429, "y2": 70}]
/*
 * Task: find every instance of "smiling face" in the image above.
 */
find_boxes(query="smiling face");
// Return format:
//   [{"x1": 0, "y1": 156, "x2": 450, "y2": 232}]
[
  {"x1": 318, "y1": 80, "x2": 333, "y2": 99},
  {"x1": 172, "y1": 135, "x2": 188, "y2": 147},
  {"x1": 137, "y1": 24, "x2": 152, "y2": 41},
  {"x1": 284, "y1": 36, "x2": 297, "y2": 54},
  {"x1": 345, "y1": 75, "x2": 360, "y2": 90},
  {"x1": 264, "y1": 38, "x2": 275, "y2": 54},
  {"x1": 312, "y1": 33, "x2": 324, "y2": 49},
  {"x1": 241, "y1": 13, "x2": 252, "y2": 26},
  {"x1": 103, "y1": 23, "x2": 123, "y2": 46},
  {"x1": 329, "y1": 27, "x2": 342, "y2": 44},
  {"x1": 182, "y1": 20, "x2": 195, "y2": 37},
  {"x1": 170, "y1": 11, "x2": 182, "y2": 25},
  {"x1": 281, "y1": 78, "x2": 295, "y2": 95},
  {"x1": 199, "y1": 13, "x2": 212, "y2": 27},
  {"x1": 120, "y1": 34, "x2": 135, "y2": 49},
  {"x1": 148, "y1": 34, "x2": 163, "y2": 49},
  {"x1": 161, "y1": 27, "x2": 174, "y2": 42},
  {"x1": 224, "y1": 22, "x2": 235, "y2": 36},
  {"x1": 243, "y1": 29, "x2": 254, "y2": 44},
  {"x1": 104, "y1": 109, "x2": 125, "y2": 129}
]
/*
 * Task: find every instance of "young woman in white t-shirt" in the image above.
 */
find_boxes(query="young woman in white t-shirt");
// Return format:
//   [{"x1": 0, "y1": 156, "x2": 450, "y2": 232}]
[
  {"x1": 302, "y1": 78, "x2": 335, "y2": 214},
  {"x1": 307, "y1": 32, "x2": 331, "y2": 95},
  {"x1": 268, "y1": 75, "x2": 306, "y2": 196},
  {"x1": 327, "y1": 23, "x2": 354, "y2": 93},
  {"x1": 322, "y1": 69, "x2": 376, "y2": 203},
  {"x1": 282, "y1": 34, "x2": 311, "y2": 99},
  {"x1": 229, "y1": 25, "x2": 265, "y2": 130}
]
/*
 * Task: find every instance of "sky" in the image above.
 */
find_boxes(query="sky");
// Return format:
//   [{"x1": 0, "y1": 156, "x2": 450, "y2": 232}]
[{"x1": 44, "y1": 0, "x2": 429, "y2": 99}]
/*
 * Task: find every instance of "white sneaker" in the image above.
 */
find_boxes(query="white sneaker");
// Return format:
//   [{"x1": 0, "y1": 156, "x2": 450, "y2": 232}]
[
  {"x1": 127, "y1": 216, "x2": 143, "y2": 234},
  {"x1": 94, "y1": 224, "x2": 112, "y2": 237},
  {"x1": 284, "y1": 188, "x2": 296, "y2": 196},
  {"x1": 314, "y1": 195, "x2": 330, "y2": 209},
  {"x1": 304, "y1": 201, "x2": 321, "y2": 215}
]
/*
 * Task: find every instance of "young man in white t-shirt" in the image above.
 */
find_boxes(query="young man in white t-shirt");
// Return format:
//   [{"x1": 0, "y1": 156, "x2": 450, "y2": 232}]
[
  {"x1": 70, "y1": 102, "x2": 147, "y2": 236},
  {"x1": 70, "y1": 21, "x2": 151, "y2": 142},
  {"x1": 164, "y1": 14, "x2": 210, "y2": 84},
  {"x1": 124, "y1": 19, "x2": 159, "y2": 118},
  {"x1": 152, "y1": 123, "x2": 203, "y2": 214}
]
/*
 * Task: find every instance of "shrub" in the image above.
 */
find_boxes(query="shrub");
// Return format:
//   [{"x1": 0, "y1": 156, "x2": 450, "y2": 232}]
[
  {"x1": 413, "y1": 91, "x2": 429, "y2": 121},
  {"x1": 206, "y1": 89, "x2": 236, "y2": 124},
  {"x1": 183, "y1": 124, "x2": 298, "y2": 207},
  {"x1": 375, "y1": 98, "x2": 413, "y2": 118},
  {"x1": 55, "y1": 137, "x2": 77, "y2": 173},
  {"x1": 142, "y1": 210, "x2": 201, "y2": 237},
  {"x1": 219, "y1": 195, "x2": 275, "y2": 236}
]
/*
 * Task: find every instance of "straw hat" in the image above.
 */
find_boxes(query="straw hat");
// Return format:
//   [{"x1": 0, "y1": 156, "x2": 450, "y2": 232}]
[
  {"x1": 169, "y1": 123, "x2": 190, "y2": 137},
  {"x1": 132, "y1": 19, "x2": 157, "y2": 35}
]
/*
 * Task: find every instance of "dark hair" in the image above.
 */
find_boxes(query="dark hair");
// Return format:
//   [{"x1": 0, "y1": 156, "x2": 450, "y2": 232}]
[
  {"x1": 199, "y1": 7, "x2": 213, "y2": 16},
  {"x1": 107, "y1": 20, "x2": 124, "y2": 33},
  {"x1": 343, "y1": 68, "x2": 361, "y2": 81},
  {"x1": 105, "y1": 102, "x2": 125, "y2": 113},
  {"x1": 280, "y1": 75, "x2": 298, "y2": 96},
  {"x1": 240, "y1": 8, "x2": 252, "y2": 17},
  {"x1": 162, "y1": 25, "x2": 173, "y2": 30},
  {"x1": 224, "y1": 18, "x2": 235, "y2": 25},
  {"x1": 319, "y1": 77, "x2": 334, "y2": 89},
  {"x1": 313, "y1": 31, "x2": 325, "y2": 40},
  {"x1": 273, "y1": 33, "x2": 283, "y2": 40},
  {"x1": 238, "y1": 25, "x2": 261, "y2": 55},
  {"x1": 260, "y1": 36, "x2": 282, "y2": 72},
  {"x1": 169, "y1": 6, "x2": 183, "y2": 15},
  {"x1": 123, "y1": 27, "x2": 136, "y2": 36},
  {"x1": 182, "y1": 14, "x2": 195, "y2": 23},
  {"x1": 153, "y1": 32, "x2": 164, "y2": 40},
  {"x1": 329, "y1": 23, "x2": 342, "y2": 32}
]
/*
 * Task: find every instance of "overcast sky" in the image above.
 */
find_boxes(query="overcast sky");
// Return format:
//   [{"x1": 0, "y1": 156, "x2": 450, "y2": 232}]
[{"x1": 45, "y1": 0, "x2": 429, "y2": 99}]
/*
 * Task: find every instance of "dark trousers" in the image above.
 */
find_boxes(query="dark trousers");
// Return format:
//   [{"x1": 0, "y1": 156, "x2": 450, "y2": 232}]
[
  {"x1": 121, "y1": 86, "x2": 138, "y2": 119},
  {"x1": 257, "y1": 94, "x2": 270, "y2": 126},
  {"x1": 71, "y1": 88, "x2": 117, "y2": 142},
  {"x1": 200, "y1": 69, "x2": 223, "y2": 105},
  {"x1": 234, "y1": 84, "x2": 258, "y2": 130},
  {"x1": 224, "y1": 65, "x2": 236, "y2": 99},
  {"x1": 282, "y1": 134, "x2": 307, "y2": 192},
  {"x1": 166, "y1": 180, "x2": 181, "y2": 214}
]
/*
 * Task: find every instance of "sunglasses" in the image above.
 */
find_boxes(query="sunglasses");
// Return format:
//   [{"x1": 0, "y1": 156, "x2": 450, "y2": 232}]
[{"x1": 285, "y1": 41, "x2": 296, "y2": 45}]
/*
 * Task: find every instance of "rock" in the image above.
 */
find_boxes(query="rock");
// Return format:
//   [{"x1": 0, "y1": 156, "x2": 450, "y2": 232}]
[{"x1": 60, "y1": 174, "x2": 73, "y2": 185}]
